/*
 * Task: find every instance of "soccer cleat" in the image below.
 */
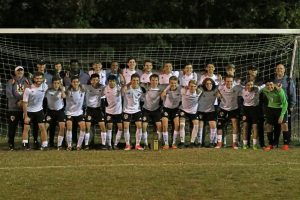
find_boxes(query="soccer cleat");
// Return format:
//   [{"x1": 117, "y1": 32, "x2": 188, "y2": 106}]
[
  {"x1": 113, "y1": 145, "x2": 120, "y2": 150},
  {"x1": 264, "y1": 145, "x2": 273, "y2": 151},
  {"x1": 40, "y1": 146, "x2": 48, "y2": 151},
  {"x1": 135, "y1": 145, "x2": 144, "y2": 151},
  {"x1": 162, "y1": 145, "x2": 169, "y2": 150},
  {"x1": 189, "y1": 142, "x2": 196, "y2": 148},
  {"x1": 171, "y1": 144, "x2": 178, "y2": 149},
  {"x1": 33, "y1": 141, "x2": 40, "y2": 150},
  {"x1": 9, "y1": 144, "x2": 14, "y2": 151},
  {"x1": 143, "y1": 144, "x2": 149, "y2": 150},
  {"x1": 281, "y1": 145, "x2": 289, "y2": 151},
  {"x1": 66, "y1": 146, "x2": 72, "y2": 151},
  {"x1": 252, "y1": 144, "x2": 258, "y2": 150},
  {"x1": 215, "y1": 142, "x2": 222, "y2": 149},
  {"x1": 232, "y1": 142, "x2": 239, "y2": 150},
  {"x1": 22, "y1": 143, "x2": 30, "y2": 151},
  {"x1": 209, "y1": 143, "x2": 215, "y2": 148},
  {"x1": 100, "y1": 145, "x2": 107, "y2": 150},
  {"x1": 57, "y1": 146, "x2": 64, "y2": 151},
  {"x1": 242, "y1": 144, "x2": 248, "y2": 150},
  {"x1": 84, "y1": 146, "x2": 90, "y2": 151},
  {"x1": 124, "y1": 145, "x2": 131, "y2": 151},
  {"x1": 177, "y1": 142, "x2": 185, "y2": 149},
  {"x1": 76, "y1": 146, "x2": 82, "y2": 151},
  {"x1": 106, "y1": 145, "x2": 112, "y2": 151}
]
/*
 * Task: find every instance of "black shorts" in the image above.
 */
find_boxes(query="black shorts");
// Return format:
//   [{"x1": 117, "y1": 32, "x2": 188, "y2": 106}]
[
  {"x1": 46, "y1": 109, "x2": 66, "y2": 123},
  {"x1": 27, "y1": 110, "x2": 45, "y2": 124},
  {"x1": 85, "y1": 107, "x2": 105, "y2": 123},
  {"x1": 242, "y1": 106, "x2": 260, "y2": 124},
  {"x1": 161, "y1": 107, "x2": 179, "y2": 120},
  {"x1": 218, "y1": 108, "x2": 239, "y2": 121},
  {"x1": 265, "y1": 107, "x2": 288, "y2": 125},
  {"x1": 198, "y1": 111, "x2": 217, "y2": 122},
  {"x1": 142, "y1": 108, "x2": 161, "y2": 123},
  {"x1": 179, "y1": 110, "x2": 199, "y2": 121},
  {"x1": 123, "y1": 112, "x2": 142, "y2": 122},
  {"x1": 106, "y1": 113, "x2": 122, "y2": 124},
  {"x1": 66, "y1": 115, "x2": 85, "y2": 124}
]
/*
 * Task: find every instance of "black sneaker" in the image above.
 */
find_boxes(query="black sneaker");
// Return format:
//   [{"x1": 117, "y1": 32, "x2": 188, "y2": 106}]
[
  {"x1": 178, "y1": 142, "x2": 185, "y2": 149},
  {"x1": 113, "y1": 145, "x2": 119, "y2": 150},
  {"x1": 106, "y1": 145, "x2": 112, "y2": 150},
  {"x1": 100, "y1": 144, "x2": 107, "y2": 150},
  {"x1": 9, "y1": 144, "x2": 14, "y2": 151},
  {"x1": 40, "y1": 146, "x2": 49, "y2": 151},
  {"x1": 209, "y1": 143, "x2": 215, "y2": 148},
  {"x1": 143, "y1": 144, "x2": 149, "y2": 150},
  {"x1": 22, "y1": 143, "x2": 30, "y2": 150},
  {"x1": 189, "y1": 142, "x2": 197, "y2": 148},
  {"x1": 57, "y1": 146, "x2": 64, "y2": 151},
  {"x1": 84, "y1": 146, "x2": 90, "y2": 151}
]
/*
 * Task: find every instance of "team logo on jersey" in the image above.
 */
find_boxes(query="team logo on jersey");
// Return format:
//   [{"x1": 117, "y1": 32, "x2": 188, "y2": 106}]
[
  {"x1": 87, "y1": 116, "x2": 92, "y2": 120},
  {"x1": 180, "y1": 111, "x2": 185, "y2": 116},
  {"x1": 10, "y1": 116, "x2": 15, "y2": 121},
  {"x1": 16, "y1": 84, "x2": 25, "y2": 95},
  {"x1": 46, "y1": 116, "x2": 51, "y2": 121},
  {"x1": 143, "y1": 116, "x2": 147, "y2": 121},
  {"x1": 164, "y1": 112, "x2": 168, "y2": 116},
  {"x1": 67, "y1": 115, "x2": 71, "y2": 119},
  {"x1": 124, "y1": 114, "x2": 128, "y2": 119},
  {"x1": 219, "y1": 111, "x2": 224, "y2": 117},
  {"x1": 107, "y1": 116, "x2": 111, "y2": 121},
  {"x1": 198, "y1": 114, "x2": 203, "y2": 120}
]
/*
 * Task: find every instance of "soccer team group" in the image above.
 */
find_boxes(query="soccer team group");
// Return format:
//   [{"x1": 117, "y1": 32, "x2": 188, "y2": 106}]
[{"x1": 5, "y1": 57, "x2": 296, "y2": 151}]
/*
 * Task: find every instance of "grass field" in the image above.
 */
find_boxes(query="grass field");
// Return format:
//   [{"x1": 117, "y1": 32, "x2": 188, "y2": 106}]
[{"x1": 1, "y1": 138, "x2": 300, "y2": 200}]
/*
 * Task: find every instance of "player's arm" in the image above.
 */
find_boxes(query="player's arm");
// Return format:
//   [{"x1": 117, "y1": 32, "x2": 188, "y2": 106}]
[
  {"x1": 279, "y1": 89, "x2": 288, "y2": 121},
  {"x1": 22, "y1": 88, "x2": 30, "y2": 124}
]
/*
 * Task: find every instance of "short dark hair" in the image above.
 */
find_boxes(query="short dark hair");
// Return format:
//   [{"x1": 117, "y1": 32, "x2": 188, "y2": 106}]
[
  {"x1": 169, "y1": 76, "x2": 178, "y2": 82},
  {"x1": 247, "y1": 65, "x2": 257, "y2": 71},
  {"x1": 131, "y1": 73, "x2": 140, "y2": 80},
  {"x1": 202, "y1": 78, "x2": 216, "y2": 91},
  {"x1": 33, "y1": 71, "x2": 44, "y2": 78},
  {"x1": 127, "y1": 57, "x2": 136, "y2": 63},
  {"x1": 52, "y1": 76, "x2": 62, "y2": 83},
  {"x1": 144, "y1": 59, "x2": 152, "y2": 65},
  {"x1": 90, "y1": 73, "x2": 100, "y2": 79},
  {"x1": 71, "y1": 76, "x2": 79, "y2": 82},
  {"x1": 150, "y1": 74, "x2": 159, "y2": 80},
  {"x1": 225, "y1": 75, "x2": 234, "y2": 80},
  {"x1": 107, "y1": 75, "x2": 117, "y2": 81}
]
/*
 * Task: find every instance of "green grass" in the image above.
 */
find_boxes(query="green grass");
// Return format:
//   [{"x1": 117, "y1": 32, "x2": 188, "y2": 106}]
[{"x1": 1, "y1": 137, "x2": 300, "y2": 200}]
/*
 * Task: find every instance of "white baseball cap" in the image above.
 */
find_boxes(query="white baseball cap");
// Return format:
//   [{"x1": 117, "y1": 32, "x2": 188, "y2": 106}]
[{"x1": 15, "y1": 66, "x2": 24, "y2": 71}]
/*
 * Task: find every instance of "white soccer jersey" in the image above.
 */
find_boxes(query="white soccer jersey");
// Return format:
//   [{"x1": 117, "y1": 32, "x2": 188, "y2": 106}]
[
  {"x1": 23, "y1": 83, "x2": 48, "y2": 112},
  {"x1": 123, "y1": 68, "x2": 137, "y2": 84},
  {"x1": 180, "y1": 88, "x2": 200, "y2": 114},
  {"x1": 123, "y1": 87, "x2": 142, "y2": 114},
  {"x1": 65, "y1": 88, "x2": 85, "y2": 116},
  {"x1": 140, "y1": 72, "x2": 152, "y2": 84},
  {"x1": 159, "y1": 71, "x2": 179, "y2": 85},
  {"x1": 198, "y1": 88, "x2": 218, "y2": 112},
  {"x1": 242, "y1": 86, "x2": 264, "y2": 107},
  {"x1": 45, "y1": 88, "x2": 64, "y2": 111},
  {"x1": 88, "y1": 70, "x2": 107, "y2": 86},
  {"x1": 143, "y1": 87, "x2": 162, "y2": 111},
  {"x1": 104, "y1": 86, "x2": 122, "y2": 115},
  {"x1": 218, "y1": 85, "x2": 242, "y2": 111},
  {"x1": 85, "y1": 84, "x2": 104, "y2": 108},
  {"x1": 162, "y1": 86, "x2": 181, "y2": 109},
  {"x1": 179, "y1": 72, "x2": 197, "y2": 87}
]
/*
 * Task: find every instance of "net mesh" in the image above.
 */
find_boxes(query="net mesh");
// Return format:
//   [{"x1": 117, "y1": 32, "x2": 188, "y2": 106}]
[{"x1": 0, "y1": 34, "x2": 299, "y2": 141}]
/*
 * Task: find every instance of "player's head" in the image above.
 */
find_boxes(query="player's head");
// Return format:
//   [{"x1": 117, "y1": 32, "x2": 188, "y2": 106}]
[
  {"x1": 52, "y1": 76, "x2": 62, "y2": 89},
  {"x1": 245, "y1": 80, "x2": 254, "y2": 91},
  {"x1": 127, "y1": 57, "x2": 137, "y2": 70},
  {"x1": 205, "y1": 63, "x2": 215, "y2": 74},
  {"x1": 71, "y1": 76, "x2": 80, "y2": 89},
  {"x1": 36, "y1": 58, "x2": 46, "y2": 72},
  {"x1": 107, "y1": 75, "x2": 117, "y2": 88},
  {"x1": 247, "y1": 65, "x2": 258, "y2": 80},
  {"x1": 264, "y1": 78, "x2": 274, "y2": 91},
  {"x1": 169, "y1": 76, "x2": 178, "y2": 89},
  {"x1": 188, "y1": 80, "x2": 197, "y2": 92},
  {"x1": 130, "y1": 73, "x2": 140, "y2": 88},
  {"x1": 54, "y1": 62, "x2": 62, "y2": 72},
  {"x1": 143, "y1": 59, "x2": 153, "y2": 73},
  {"x1": 225, "y1": 75, "x2": 234, "y2": 89},
  {"x1": 70, "y1": 59, "x2": 80, "y2": 74},
  {"x1": 90, "y1": 73, "x2": 100, "y2": 87},
  {"x1": 150, "y1": 74, "x2": 159, "y2": 87},
  {"x1": 183, "y1": 62, "x2": 193, "y2": 75},
  {"x1": 163, "y1": 61, "x2": 173, "y2": 73},
  {"x1": 33, "y1": 71, "x2": 44, "y2": 85},
  {"x1": 226, "y1": 64, "x2": 235, "y2": 76},
  {"x1": 202, "y1": 78, "x2": 216, "y2": 91},
  {"x1": 275, "y1": 63, "x2": 286, "y2": 77},
  {"x1": 92, "y1": 61, "x2": 102, "y2": 71},
  {"x1": 14, "y1": 66, "x2": 24, "y2": 77},
  {"x1": 110, "y1": 61, "x2": 119, "y2": 72}
]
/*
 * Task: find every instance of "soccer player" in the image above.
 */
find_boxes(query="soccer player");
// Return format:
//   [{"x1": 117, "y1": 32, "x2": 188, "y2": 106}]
[
  {"x1": 178, "y1": 63, "x2": 197, "y2": 87},
  {"x1": 141, "y1": 74, "x2": 162, "y2": 150},
  {"x1": 273, "y1": 64, "x2": 296, "y2": 147},
  {"x1": 104, "y1": 75, "x2": 123, "y2": 150},
  {"x1": 64, "y1": 59, "x2": 90, "y2": 87},
  {"x1": 122, "y1": 57, "x2": 142, "y2": 84},
  {"x1": 159, "y1": 61, "x2": 179, "y2": 89},
  {"x1": 53, "y1": 61, "x2": 66, "y2": 81},
  {"x1": 198, "y1": 63, "x2": 221, "y2": 86},
  {"x1": 122, "y1": 73, "x2": 143, "y2": 150},
  {"x1": 88, "y1": 61, "x2": 107, "y2": 86},
  {"x1": 197, "y1": 78, "x2": 218, "y2": 148},
  {"x1": 22, "y1": 72, "x2": 48, "y2": 150},
  {"x1": 85, "y1": 73, "x2": 106, "y2": 150},
  {"x1": 45, "y1": 76, "x2": 66, "y2": 150},
  {"x1": 241, "y1": 80, "x2": 264, "y2": 150},
  {"x1": 262, "y1": 80, "x2": 289, "y2": 151},
  {"x1": 179, "y1": 80, "x2": 200, "y2": 148},
  {"x1": 65, "y1": 76, "x2": 86, "y2": 150},
  {"x1": 6, "y1": 66, "x2": 30, "y2": 150},
  {"x1": 215, "y1": 75, "x2": 242, "y2": 149},
  {"x1": 36, "y1": 58, "x2": 53, "y2": 86},
  {"x1": 161, "y1": 76, "x2": 181, "y2": 149}
]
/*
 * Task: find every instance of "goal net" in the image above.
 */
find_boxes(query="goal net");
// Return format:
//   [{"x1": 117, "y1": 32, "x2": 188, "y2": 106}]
[{"x1": 0, "y1": 30, "x2": 299, "y2": 142}]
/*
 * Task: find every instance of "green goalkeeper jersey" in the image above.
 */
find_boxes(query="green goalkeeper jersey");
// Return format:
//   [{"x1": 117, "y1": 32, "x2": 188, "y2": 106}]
[{"x1": 262, "y1": 88, "x2": 288, "y2": 118}]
